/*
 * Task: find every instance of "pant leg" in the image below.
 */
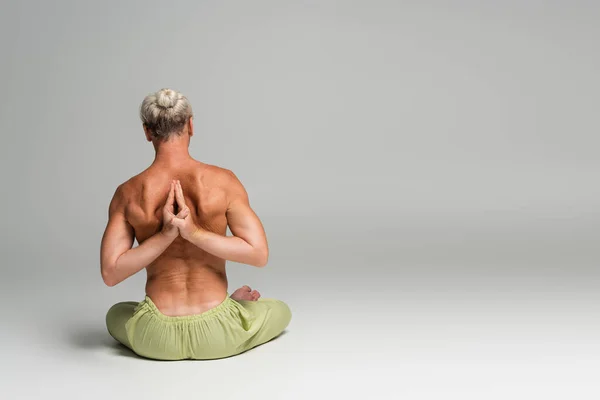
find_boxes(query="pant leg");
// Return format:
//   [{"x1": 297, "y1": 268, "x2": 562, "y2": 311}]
[
  {"x1": 106, "y1": 301, "x2": 138, "y2": 350},
  {"x1": 234, "y1": 298, "x2": 292, "y2": 353}
]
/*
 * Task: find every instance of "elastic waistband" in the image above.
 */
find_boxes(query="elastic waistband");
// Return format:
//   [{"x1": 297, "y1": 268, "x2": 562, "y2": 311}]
[{"x1": 141, "y1": 293, "x2": 232, "y2": 322}]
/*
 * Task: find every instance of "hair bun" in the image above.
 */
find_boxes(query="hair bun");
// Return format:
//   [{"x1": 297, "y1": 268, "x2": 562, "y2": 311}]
[
  {"x1": 140, "y1": 88, "x2": 193, "y2": 139},
  {"x1": 156, "y1": 88, "x2": 177, "y2": 108}
]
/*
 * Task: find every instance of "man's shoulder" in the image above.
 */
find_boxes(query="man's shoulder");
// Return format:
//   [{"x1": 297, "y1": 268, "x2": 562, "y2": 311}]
[
  {"x1": 199, "y1": 164, "x2": 248, "y2": 206},
  {"x1": 199, "y1": 163, "x2": 242, "y2": 187},
  {"x1": 110, "y1": 171, "x2": 146, "y2": 209},
  {"x1": 108, "y1": 179, "x2": 132, "y2": 214},
  {"x1": 117, "y1": 162, "x2": 162, "y2": 190},
  {"x1": 114, "y1": 174, "x2": 141, "y2": 196},
  {"x1": 199, "y1": 161, "x2": 230, "y2": 175}
]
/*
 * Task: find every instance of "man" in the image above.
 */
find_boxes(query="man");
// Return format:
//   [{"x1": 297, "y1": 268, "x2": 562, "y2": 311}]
[{"x1": 100, "y1": 88, "x2": 291, "y2": 360}]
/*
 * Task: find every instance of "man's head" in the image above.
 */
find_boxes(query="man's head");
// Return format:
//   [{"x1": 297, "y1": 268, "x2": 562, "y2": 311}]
[{"x1": 140, "y1": 88, "x2": 194, "y2": 142}]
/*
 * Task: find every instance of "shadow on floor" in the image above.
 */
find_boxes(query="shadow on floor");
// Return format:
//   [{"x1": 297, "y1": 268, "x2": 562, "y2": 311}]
[
  {"x1": 69, "y1": 327, "x2": 140, "y2": 359},
  {"x1": 68, "y1": 327, "x2": 289, "y2": 361}
]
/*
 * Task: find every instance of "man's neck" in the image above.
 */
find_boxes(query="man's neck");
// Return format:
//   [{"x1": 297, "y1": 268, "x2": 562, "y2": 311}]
[{"x1": 152, "y1": 138, "x2": 193, "y2": 167}]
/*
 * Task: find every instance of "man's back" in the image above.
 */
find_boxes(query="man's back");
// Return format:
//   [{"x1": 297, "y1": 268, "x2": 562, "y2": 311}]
[{"x1": 119, "y1": 160, "x2": 235, "y2": 315}]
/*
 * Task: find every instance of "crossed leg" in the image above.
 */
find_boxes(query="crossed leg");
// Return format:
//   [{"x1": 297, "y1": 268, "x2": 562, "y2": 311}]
[
  {"x1": 106, "y1": 285, "x2": 264, "y2": 349},
  {"x1": 106, "y1": 301, "x2": 137, "y2": 350},
  {"x1": 105, "y1": 286, "x2": 291, "y2": 358}
]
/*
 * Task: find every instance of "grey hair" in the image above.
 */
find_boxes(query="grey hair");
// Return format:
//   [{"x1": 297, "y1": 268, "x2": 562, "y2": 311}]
[{"x1": 139, "y1": 88, "x2": 193, "y2": 139}]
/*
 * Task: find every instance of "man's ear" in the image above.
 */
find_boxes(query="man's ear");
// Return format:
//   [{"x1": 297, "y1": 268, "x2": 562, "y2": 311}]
[
  {"x1": 188, "y1": 117, "x2": 194, "y2": 137},
  {"x1": 143, "y1": 124, "x2": 153, "y2": 142}
]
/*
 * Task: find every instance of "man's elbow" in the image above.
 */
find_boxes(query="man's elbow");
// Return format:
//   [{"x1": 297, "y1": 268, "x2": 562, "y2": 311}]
[
  {"x1": 101, "y1": 265, "x2": 119, "y2": 287},
  {"x1": 252, "y1": 248, "x2": 269, "y2": 268}
]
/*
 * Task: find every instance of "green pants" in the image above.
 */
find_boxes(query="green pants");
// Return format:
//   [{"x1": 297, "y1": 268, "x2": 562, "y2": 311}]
[{"x1": 106, "y1": 294, "x2": 292, "y2": 360}]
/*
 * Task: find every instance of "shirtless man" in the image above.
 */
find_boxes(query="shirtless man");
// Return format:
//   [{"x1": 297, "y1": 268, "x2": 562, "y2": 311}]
[{"x1": 100, "y1": 88, "x2": 291, "y2": 360}]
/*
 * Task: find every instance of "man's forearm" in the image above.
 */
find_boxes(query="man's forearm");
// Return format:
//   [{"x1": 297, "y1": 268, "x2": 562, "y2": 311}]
[
  {"x1": 186, "y1": 229, "x2": 267, "y2": 267},
  {"x1": 105, "y1": 231, "x2": 175, "y2": 286}
]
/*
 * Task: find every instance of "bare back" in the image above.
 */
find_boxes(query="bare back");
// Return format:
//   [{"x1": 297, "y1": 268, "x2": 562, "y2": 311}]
[{"x1": 120, "y1": 160, "x2": 233, "y2": 314}]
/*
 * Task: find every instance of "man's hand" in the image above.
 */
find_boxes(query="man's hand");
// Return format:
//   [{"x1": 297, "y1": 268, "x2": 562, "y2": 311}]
[
  {"x1": 170, "y1": 180, "x2": 201, "y2": 240},
  {"x1": 162, "y1": 180, "x2": 190, "y2": 239}
]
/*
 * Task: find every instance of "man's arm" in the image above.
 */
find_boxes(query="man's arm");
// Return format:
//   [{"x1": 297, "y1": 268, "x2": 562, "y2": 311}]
[
  {"x1": 100, "y1": 184, "x2": 177, "y2": 286},
  {"x1": 179, "y1": 172, "x2": 269, "y2": 267}
]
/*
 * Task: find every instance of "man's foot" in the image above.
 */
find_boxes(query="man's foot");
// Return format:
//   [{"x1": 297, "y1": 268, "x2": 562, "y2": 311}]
[{"x1": 230, "y1": 285, "x2": 261, "y2": 301}]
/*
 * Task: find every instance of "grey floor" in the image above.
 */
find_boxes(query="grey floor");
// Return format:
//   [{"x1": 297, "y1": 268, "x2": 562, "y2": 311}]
[{"x1": 3, "y1": 215, "x2": 599, "y2": 399}]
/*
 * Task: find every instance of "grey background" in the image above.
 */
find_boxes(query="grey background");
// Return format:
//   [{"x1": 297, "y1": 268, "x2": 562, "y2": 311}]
[{"x1": 1, "y1": 0, "x2": 599, "y2": 399}]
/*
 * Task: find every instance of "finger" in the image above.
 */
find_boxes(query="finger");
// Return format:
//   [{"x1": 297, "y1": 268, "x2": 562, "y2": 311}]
[
  {"x1": 165, "y1": 181, "x2": 175, "y2": 210},
  {"x1": 176, "y1": 207, "x2": 190, "y2": 219},
  {"x1": 175, "y1": 180, "x2": 186, "y2": 209}
]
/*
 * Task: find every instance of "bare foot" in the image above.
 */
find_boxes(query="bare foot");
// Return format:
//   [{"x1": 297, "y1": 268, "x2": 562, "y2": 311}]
[{"x1": 230, "y1": 285, "x2": 261, "y2": 301}]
